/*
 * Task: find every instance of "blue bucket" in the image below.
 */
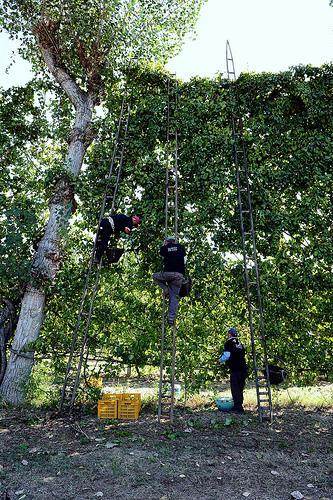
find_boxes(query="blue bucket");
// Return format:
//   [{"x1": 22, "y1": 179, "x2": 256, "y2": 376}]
[{"x1": 215, "y1": 398, "x2": 234, "y2": 411}]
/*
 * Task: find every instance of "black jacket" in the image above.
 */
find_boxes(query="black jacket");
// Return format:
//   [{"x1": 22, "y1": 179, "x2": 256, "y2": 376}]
[
  {"x1": 224, "y1": 337, "x2": 247, "y2": 372},
  {"x1": 160, "y1": 242, "x2": 186, "y2": 275},
  {"x1": 111, "y1": 214, "x2": 133, "y2": 237}
]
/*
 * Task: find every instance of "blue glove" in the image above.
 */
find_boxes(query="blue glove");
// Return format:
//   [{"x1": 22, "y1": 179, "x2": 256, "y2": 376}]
[{"x1": 218, "y1": 351, "x2": 230, "y2": 363}]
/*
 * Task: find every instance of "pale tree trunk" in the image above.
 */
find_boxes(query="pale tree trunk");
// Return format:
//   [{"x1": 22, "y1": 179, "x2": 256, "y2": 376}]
[{"x1": 0, "y1": 23, "x2": 98, "y2": 403}]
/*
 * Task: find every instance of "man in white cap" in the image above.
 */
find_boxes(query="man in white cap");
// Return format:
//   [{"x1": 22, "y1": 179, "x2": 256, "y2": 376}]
[
  {"x1": 219, "y1": 327, "x2": 247, "y2": 413},
  {"x1": 153, "y1": 236, "x2": 186, "y2": 325}
]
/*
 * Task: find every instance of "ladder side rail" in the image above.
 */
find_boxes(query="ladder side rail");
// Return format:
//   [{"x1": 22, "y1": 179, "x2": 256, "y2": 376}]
[
  {"x1": 98, "y1": 94, "x2": 127, "y2": 225},
  {"x1": 159, "y1": 76, "x2": 179, "y2": 422},
  {"x1": 70, "y1": 255, "x2": 103, "y2": 406},
  {"x1": 230, "y1": 108, "x2": 273, "y2": 421},
  {"x1": 60, "y1": 94, "x2": 128, "y2": 410},
  {"x1": 69, "y1": 101, "x2": 131, "y2": 407},
  {"x1": 174, "y1": 130, "x2": 179, "y2": 241},
  {"x1": 232, "y1": 122, "x2": 259, "y2": 367},
  {"x1": 241, "y1": 156, "x2": 273, "y2": 421},
  {"x1": 232, "y1": 117, "x2": 271, "y2": 421},
  {"x1": 59, "y1": 260, "x2": 102, "y2": 410},
  {"x1": 239, "y1": 140, "x2": 273, "y2": 419},
  {"x1": 165, "y1": 78, "x2": 171, "y2": 235},
  {"x1": 169, "y1": 323, "x2": 177, "y2": 423},
  {"x1": 110, "y1": 103, "x2": 131, "y2": 215},
  {"x1": 173, "y1": 82, "x2": 179, "y2": 241},
  {"x1": 158, "y1": 297, "x2": 167, "y2": 422},
  {"x1": 159, "y1": 77, "x2": 171, "y2": 421},
  {"x1": 169, "y1": 80, "x2": 179, "y2": 418}
]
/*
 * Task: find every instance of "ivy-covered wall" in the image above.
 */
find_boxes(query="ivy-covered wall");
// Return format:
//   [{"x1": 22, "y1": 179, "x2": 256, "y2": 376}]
[{"x1": 1, "y1": 65, "x2": 332, "y2": 389}]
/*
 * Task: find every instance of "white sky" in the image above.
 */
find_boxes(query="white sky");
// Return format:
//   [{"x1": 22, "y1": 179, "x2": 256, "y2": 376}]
[{"x1": 0, "y1": 0, "x2": 332, "y2": 88}]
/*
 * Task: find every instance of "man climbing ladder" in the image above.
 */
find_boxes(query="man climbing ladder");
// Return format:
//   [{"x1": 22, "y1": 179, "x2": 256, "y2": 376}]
[
  {"x1": 153, "y1": 236, "x2": 186, "y2": 325},
  {"x1": 94, "y1": 213, "x2": 141, "y2": 263}
]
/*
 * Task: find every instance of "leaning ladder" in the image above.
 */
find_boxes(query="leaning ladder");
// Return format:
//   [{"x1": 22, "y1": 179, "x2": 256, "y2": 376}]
[
  {"x1": 226, "y1": 41, "x2": 273, "y2": 422},
  {"x1": 158, "y1": 77, "x2": 179, "y2": 423},
  {"x1": 59, "y1": 94, "x2": 131, "y2": 411}
]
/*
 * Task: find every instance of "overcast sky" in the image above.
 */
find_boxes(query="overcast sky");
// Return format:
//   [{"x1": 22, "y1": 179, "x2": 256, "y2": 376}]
[{"x1": 0, "y1": 0, "x2": 332, "y2": 88}]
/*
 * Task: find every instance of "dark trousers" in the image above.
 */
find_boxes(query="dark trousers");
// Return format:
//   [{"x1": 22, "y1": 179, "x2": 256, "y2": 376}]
[
  {"x1": 153, "y1": 271, "x2": 183, "y2": 323},
  {"x1": 95, "y1": 218, "x2": 114, "y2": 261},
  {"x1": 230, "y1": 370, "x2": 247, "y2": 409}
]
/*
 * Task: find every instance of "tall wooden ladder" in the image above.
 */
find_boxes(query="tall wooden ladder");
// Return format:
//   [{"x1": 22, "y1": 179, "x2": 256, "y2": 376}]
[
  {"x1": 157, "y1": 77, "x2": 179, "y2": 423},
  {"x1": 226, "y1": 41, "x2": 273, "y2": 422},
  {"x1": 59, "y1": 94, "x2": 131, "y2": 412}
]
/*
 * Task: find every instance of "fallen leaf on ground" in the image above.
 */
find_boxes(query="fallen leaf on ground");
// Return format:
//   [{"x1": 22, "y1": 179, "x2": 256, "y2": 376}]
[
  {"x1": 105, "y1": 441, "x2": 119, "y2": 448},
  {"x1": 291, "y1": 491, "x2": 304, "y2": 499}
]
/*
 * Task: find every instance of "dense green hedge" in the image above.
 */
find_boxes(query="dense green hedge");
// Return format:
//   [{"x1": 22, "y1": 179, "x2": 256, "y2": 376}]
[{"x1": 1, "y1": 65, "x2": 332, "y2": 392}]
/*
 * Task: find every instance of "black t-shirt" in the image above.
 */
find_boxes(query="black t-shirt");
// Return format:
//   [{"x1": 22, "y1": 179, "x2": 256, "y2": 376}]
[
  {"x1": 224, "y1": 337, "x2": 247, "y2": 372},
  {"x1": 160, "y1": 242, "x2": 186, "y2": 275},
  {"x1": 111, "y1": 214, "x2": 133, "y2": 236}
]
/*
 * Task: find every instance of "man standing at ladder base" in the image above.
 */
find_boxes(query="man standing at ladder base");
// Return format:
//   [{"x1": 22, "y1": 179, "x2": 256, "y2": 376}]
[
  {"x1": 153, "y1": 236, "x2": 186, "y2": 326},
  {"x1": 219, "y1": 328, "x2": 248, "y2": 413}
]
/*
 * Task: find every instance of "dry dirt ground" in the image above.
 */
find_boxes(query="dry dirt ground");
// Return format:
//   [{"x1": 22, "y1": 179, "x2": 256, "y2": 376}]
[{"x1": 0, "y1": 405, "x2": 332, "y2": 500}]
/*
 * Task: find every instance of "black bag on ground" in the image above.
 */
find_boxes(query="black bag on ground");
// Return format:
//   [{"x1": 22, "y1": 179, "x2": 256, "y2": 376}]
[
  {"x1": 264, "y1": 364, "x2": 287, "y2": 385},
  {"x1": 179, "y1": 276, "x2": 192, "y2": 298}
]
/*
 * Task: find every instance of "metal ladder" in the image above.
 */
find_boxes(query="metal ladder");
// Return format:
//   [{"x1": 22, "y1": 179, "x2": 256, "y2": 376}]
[
  {"x1": 157, "y1": 78, "x2": 179, "y2": 423},
  {"x1": 59, "y1": 94, "x2": 130, "y2": 411},
  {"x1": 226, "y1": 41, "x2": 273, "y2": 422}
]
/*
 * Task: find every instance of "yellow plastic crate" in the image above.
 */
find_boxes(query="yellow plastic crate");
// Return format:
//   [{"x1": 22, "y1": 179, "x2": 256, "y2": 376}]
[
  {"x1": 118, "y1": 394, "x2": 141, "y2": 420},
  {"x1": 102, "y1": 393, "x2": 120, "y2": 401},
  {"x1": 98, "y1": 399, "x2": 118, "y2": 419}
]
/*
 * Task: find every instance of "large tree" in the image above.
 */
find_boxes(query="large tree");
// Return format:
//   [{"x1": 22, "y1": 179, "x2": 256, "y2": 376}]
[{"x1": 0, "y1": 0, "x2": 204, "y2": 403}]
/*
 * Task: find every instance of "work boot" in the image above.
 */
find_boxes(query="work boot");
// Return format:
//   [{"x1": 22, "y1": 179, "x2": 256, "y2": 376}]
[{"x1": 231, "y1": 406, "x2": 244, "y2": 414}]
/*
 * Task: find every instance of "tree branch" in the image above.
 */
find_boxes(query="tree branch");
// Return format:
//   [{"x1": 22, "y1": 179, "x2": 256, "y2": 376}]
[{"x1": 33, "y1": 18, "x2": 88, "y2": 109}]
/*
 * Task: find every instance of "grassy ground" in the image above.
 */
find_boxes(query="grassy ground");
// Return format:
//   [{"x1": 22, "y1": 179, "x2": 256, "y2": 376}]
[{"x1": 0, "y1": 384, "x2": 332, "y2": 500}]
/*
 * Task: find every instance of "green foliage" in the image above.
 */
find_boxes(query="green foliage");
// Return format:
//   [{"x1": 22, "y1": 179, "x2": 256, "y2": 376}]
[
  {"x1": 0, "y1": 81, "x2": 51, "y2": 303},
  {"x1": 0, "y1": 0, "x2": 204, "y2": 89},
  {"x1": 1, "y1": 63, "x2": 332, "y2": 396}
]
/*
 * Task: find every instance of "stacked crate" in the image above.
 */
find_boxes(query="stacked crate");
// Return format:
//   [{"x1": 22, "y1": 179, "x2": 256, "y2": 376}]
[{"x1": 97, "y1": 393, "x2": 141, "y2": 420}]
